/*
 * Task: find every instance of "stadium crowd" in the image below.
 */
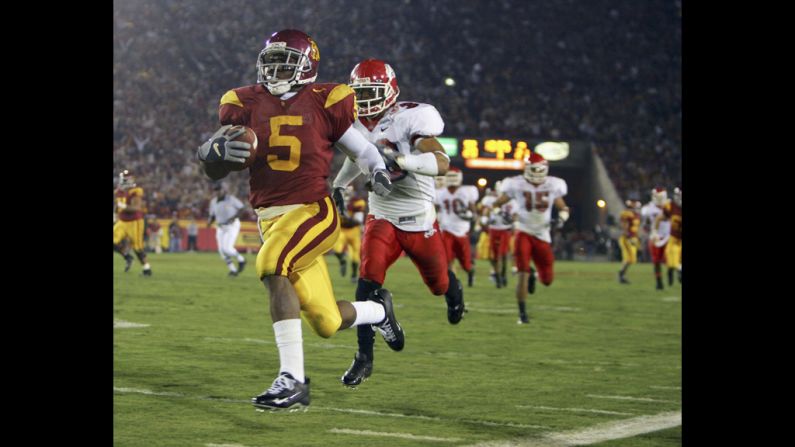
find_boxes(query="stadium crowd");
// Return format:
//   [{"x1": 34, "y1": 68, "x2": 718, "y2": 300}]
[{"x1": 113, "y1": 0, "x2": 680, "y2": 220}]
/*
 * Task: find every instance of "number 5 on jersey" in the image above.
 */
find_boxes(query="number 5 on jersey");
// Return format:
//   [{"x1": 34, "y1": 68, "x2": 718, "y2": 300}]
[{"x1": 268, "y1": 115, "x2": 303, "y2": 171}]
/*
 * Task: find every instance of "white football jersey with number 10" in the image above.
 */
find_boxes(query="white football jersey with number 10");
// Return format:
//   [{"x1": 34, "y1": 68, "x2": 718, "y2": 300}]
[
  {"x1": 435, "y1": 185, "x2": 479, "y2": 237},
  {"x1": 500, "y1": 175, "x2": 567, "y2": 243},
  {"x1": 352, "y1": 101, "x2": 444, "y2": 232}
]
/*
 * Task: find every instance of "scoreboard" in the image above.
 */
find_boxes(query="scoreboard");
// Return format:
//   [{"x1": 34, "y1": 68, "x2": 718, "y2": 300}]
[{"x1": 435, "y1": 137, "x2": 570, "y2": 170}]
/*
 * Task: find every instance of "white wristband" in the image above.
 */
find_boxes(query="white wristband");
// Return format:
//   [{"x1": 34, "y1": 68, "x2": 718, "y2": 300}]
[{"x1": 395, "y1": 152, "x2": 439, "y2": 176}]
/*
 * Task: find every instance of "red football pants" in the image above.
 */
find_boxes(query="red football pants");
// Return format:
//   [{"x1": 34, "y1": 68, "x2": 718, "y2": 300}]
[{"x1": 513, "y1": 231, "x2": 555, "y2": 285}]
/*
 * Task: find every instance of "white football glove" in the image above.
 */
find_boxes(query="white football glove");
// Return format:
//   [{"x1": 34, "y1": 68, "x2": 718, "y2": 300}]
[{"x1": 197, "y1": 125, "x2": 252, "y2": 164}]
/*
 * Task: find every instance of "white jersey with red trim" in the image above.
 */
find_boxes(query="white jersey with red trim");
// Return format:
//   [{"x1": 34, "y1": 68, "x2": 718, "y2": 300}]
[
  {"x1": 481, "y1": 194, "x2": 518, "y2": 231},
  {"x1": 641, "y1": 201, "x2": 670, "y2": 247},
  {"x1": 352, "y1": 101, "x2": 444, "y2": 232},
  {"x1": 435, "y1": 185, "x2": 479, "y2": 237},
  {"x1": 500, "y1": 175, "x2": 567, "y2": 243}
]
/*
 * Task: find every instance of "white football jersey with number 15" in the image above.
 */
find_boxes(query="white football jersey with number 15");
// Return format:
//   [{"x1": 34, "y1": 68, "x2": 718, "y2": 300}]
[{"x1": 500, "y1": 175, "x2": 567, "y2": 243}]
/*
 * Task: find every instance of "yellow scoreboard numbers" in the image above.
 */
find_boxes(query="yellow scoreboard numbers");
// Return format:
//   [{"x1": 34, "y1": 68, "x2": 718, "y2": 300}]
[{"x1": 461, "y1": 139, "x2": 532, "y2": 160}]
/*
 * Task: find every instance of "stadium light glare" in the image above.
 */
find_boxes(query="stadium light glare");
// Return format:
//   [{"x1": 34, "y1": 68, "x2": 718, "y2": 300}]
[
  {"x1": 477, "y1": 178, "x2": 487, "y2": 187},
  {"x1": 444, "y1": 77, "x2": 456, "y2": 87},
  {"x1": 597, "y1": 199, "x2": 606, "y2": 208}
]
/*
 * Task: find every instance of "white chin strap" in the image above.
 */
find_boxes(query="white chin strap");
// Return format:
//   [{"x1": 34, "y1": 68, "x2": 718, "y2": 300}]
[{"x1": 267, "y1": 81, "x2": 292, "y2": 95}]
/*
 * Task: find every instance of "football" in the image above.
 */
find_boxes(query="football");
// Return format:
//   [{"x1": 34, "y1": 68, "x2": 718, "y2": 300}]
[{"x1": 224, "y1": 125, "x2": 258, "y2": 171}]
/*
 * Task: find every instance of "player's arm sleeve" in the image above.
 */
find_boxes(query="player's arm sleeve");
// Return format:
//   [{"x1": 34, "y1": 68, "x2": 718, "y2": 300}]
[
  {"x1": 336, "y1": 126, "x2": 387, "y2": 175},
  {"x1": 332, "y1": 155, "x2": 365, "y2": 188},
  {"x1": 218, "y1": 90, "x2": 249, "y2": 126}
]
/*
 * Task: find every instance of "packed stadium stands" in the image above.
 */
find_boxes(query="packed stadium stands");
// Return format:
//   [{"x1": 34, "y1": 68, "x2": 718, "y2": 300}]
[{"x1": 113, "y1": 0, "x2": 680, "y2": 223}]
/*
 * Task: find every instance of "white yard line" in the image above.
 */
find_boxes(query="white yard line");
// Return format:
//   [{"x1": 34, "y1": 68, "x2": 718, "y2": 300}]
[
  {"x1": 649, "y1": 385, "x2": 680, "y2": 390},
  {"x1": 586, "y1": 394, "x2": 677, "y2": 403},
  {"x1": 114, "y1": 320, "x2": 150, "y2": 329},
  {"x1": 329, "y1": 428, "x2": 460, "y2": 442},
  {"x1": 516, "y1": 405, "x2": 634, "y2": 416},
  {"x1": 465, "y1": 411, "x2": 681, "y2": 447},
  {"x1": 661, "y1": 296, "x2": 680, "y2": 302}
]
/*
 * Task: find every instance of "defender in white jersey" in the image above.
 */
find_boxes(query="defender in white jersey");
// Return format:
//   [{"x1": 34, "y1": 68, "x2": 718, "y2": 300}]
[
  {"x1": 642, "y1": 187, "x2": 672, "y2": 289},
  {"x1": 435, "y1": 168, "x2": 478, "y2": 286},
  {"x1": 480, "y1": 182, "x2": 518, "y2": 288},
  {"x1": 332, "y1": 59, "x2": 466, "y2": 387},
  {"x1": 493, "y1": 153, "x2": 570, "y2": 323},
  {"x1": 207, "y1": 183, "x2": 247, "y2": 276}
]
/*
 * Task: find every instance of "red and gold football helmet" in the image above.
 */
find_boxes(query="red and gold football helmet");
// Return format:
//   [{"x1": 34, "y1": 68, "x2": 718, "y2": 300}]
[
  {"x1": 257, "y1": 29, "x2": 320, "y2": 95},
  {"x1": 349, "y1": 59, "x2": 400, "y2": 117}
]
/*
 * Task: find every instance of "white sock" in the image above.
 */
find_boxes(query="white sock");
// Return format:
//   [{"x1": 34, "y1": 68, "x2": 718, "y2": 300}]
[
  {"x1": 351, "y1": 301, "x2": 386, "y2": 326},
  {"x1": 237, "y1": 254, "x2": 245, "y2": 263},
  {"x1": 225, "y1": 260, "x2": 237, "y2": 273},
  {"x1": 143, "y1": 263, "x2": 151, "y2": 270},
  {"x1": 273, "y1": 319, "x2": 304, "y2": 383}
]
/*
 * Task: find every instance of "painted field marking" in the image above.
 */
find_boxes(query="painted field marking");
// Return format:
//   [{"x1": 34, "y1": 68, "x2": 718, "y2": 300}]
[
  {"x1": 329, "y1": 428, "x2": 460, "y2": 442},
  {"x1": 649, "y1": 385, "x2": 680, "y2": 390},
  {"x1": 207, "y1": 444, "x2": 259, "y2": 447},
  {"x1": 465, "y1": 411, "x2": 681, "y2": 447},
  {"x1": 517, "y1": 405, "x2": 634, "y2": 416},
  {"x1": 661, "y1": 296, "x2": 680, "y2": 302},
  {"x1": 465, "y1": 305, "x2": 581, "y2": 314},
  {"x1": 586, "y1": 394, "x2": 677, "y2": 403},
  {"x1": 114, "y1": 320, "x2": 150, "y2": 329},
  {"x1": 113, "y1": 387, "x2": 546, "y2": 429}
]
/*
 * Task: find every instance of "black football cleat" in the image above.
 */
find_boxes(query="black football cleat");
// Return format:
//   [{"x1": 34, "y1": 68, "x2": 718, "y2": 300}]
[
  {"x1": 341, "y1": 352, "x2": 373, "y2": 387},
  {"x1": 445, "y1": 278, "x2": 466, "y2": 325},
  {"x1": 252, "y1": 372, "x2": 310, "y2": 412},
  {"x1": 237, "y1": 259, "x2": 246, "y2": 274},
  {"x1": 142, "y1": 268, "x2": 152, "y2": 277},
  {"x1": 228, "y1": 271, "x2": 238, "y2": 277},
  {"x1": 656, "y1": 278, "x2": 664, "y2": 290},
  {"x1": 527, "y1": 268, "x2": 536, "y2": 294},
  {"x1": 340, "y1": 260, "x2": 347, "y2": 278},
  {"x1": 467, "y1": 268, "x2": 475, "y2": 287},
  {"x1": 618, "y1": 273, "x2": 630, "y2": 284},
  {"x1": 124, "y1": 254, "x2": 134, "y2": 273},
  {"x1": 517, "y1": 312, "x2": 530, "y2": 324},
  {"x1": 370, "y1": 289, "x2": 404, "y2": 351}
]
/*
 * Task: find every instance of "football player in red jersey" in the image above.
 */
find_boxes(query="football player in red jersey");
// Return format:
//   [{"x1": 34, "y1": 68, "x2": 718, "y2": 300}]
[
  {"x1": 113, "y1": 170, "x2": 152, "y2": 276},
  {"x1": 332, "y1": 186, "x2": 366, "y2": 283},
  {"x1": 655, "y1": 187, "x2": 682, "y2": 285},
  {"x1": 617, "y1": 199, "x2": 642, "y2": 284},
  {"x1": 197, "y1": 30, "x2": 400, "y2": 412},
  {"x1": 331, "y1": 59, "x2": 465, "y2": 387}
]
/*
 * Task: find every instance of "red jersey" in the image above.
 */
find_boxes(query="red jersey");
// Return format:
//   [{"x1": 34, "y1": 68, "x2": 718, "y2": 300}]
[
  {"x1": 115, "y1": 187, "x2": 144, "y2": 222},
  {"x1": 219, "y1": 83, "x2": 357, "y2": 208},
  {"x1": 341, "y1": 197, "x2": 367, "y2": 229},
  {"x1": 663, "y1": 201, "x2": 682, "y2": 238},
  {"x1": 619, "y1": 209, "x2": 641, "y2": 237}
]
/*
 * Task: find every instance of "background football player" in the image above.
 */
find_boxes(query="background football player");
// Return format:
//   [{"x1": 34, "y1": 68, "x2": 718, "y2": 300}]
[
  {"x1": 435, "y1": 168, "x2": 479, "y2": 287},
  {"x1": 617, "y1": 199, "x2": 642, "y2": 284},
  {"x1": 332, "y1": 58, "x2": 466, "y2": 387},
  {"x1": 197, "y1": 30, "x2": 401, "y2": 412},
  {"x1": 641, "y1": 187, "x2": 671, "y2": 289},
  {"x1": 475, "y1": 188, "x2": 495, "y2": 280},
  {"x1": 207, "y1": 182, "x2": 248, "y2": 277},
  {"x1": 493, "y1": 153, "x2": 569, "y2": 323},
  {"x1": 113, "y1": 170, "x2": 152, "y2": 276},
  {"x1": 480, "y1": 181, "x2": 518, "y2": 288},
  {"x1": 332, "y1": 185, "x2": 366, "y2": 283},
  {"x1": 654, "y1": 187, "x2": 682, "y2": 285}
]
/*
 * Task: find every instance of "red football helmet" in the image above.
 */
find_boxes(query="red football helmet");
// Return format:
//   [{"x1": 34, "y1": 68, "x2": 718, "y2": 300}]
[
  {"x1": 651, "y1": 186, "x2": 667, "y2": 206},
  {"x1": 349, "y1": 59, "x2": 400, "y2": 117},
  {"x1": 523, "y1": 152, "x2": 548, "y2": 184},
  {"x1": 257, "y1": 29, "x2": 320, "y2": 95}
]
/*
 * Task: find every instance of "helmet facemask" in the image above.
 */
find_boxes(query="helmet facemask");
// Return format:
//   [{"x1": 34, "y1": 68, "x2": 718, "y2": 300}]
[
  {"x1": 257, "y1": 43, "x2": 316, "y2": 95},
  {"x1": 523, "y1": 163, "x2": 548, "y2": 184},
  {"x1": 445, "y1": 170, "x2": 463, "y2": 187},
  {"x1": 350, "y1": 80, "x2": 399, "y2": 117}
]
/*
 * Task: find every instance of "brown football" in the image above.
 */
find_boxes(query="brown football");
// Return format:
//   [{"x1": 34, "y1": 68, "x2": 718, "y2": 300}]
[{"x1": 224, "y1": 125, "x2": 258, "y2": 171}]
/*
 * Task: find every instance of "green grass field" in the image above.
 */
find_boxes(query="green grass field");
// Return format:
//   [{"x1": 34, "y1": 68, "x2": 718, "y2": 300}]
[{"x1": 114, "y1": 252, "x2": 681, "y2": 447}]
